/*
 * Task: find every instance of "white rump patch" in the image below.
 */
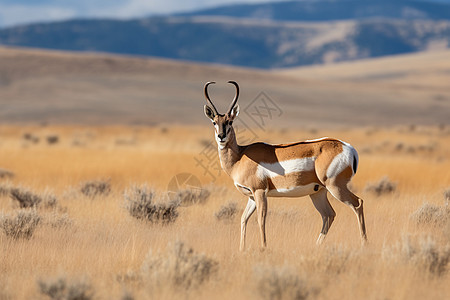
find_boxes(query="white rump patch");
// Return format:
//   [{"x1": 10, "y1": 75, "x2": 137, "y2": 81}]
[
  {"x1": 326, "y1": 141, "x2": 358, "y2": 179},
  {"x1": 257, "y1": 157, "x2": 316, "y2": 179}
]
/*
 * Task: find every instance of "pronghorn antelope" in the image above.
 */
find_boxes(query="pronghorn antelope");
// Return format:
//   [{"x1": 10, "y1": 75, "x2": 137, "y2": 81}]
[{"x1": 203, "y1": 81, "x2": 367, "y2": 250}]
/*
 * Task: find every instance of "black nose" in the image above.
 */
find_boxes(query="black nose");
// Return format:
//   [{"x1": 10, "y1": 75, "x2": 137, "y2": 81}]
[{"x1": 218, "y1": 133, "x2": 226, "y2": 140}]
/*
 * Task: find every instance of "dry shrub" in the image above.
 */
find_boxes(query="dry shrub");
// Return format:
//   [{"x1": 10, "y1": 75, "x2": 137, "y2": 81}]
[
  {"x1": 38, "y1": 276, "x2": 93, "y2": 300},
  {"x1": 215, "y1": 202, "x2": 238, "y2": 221},
  {"x1": 43, "y1": 212, "x2": 73, "y2": 229},
  {"x1": 10, "y1": 187, "x2": 42, "y2": 208},
  {"x1": 124, "y1": 185, "x2": 179, "y2": 224},
  {"x1": 410, "y1": 203, "x2": 450, "y2": 227},
  {"x1": 80, "y1": 179, "x2": 111, "y2": 198},
  {"x1": 0, "y1": 209, "x2": 41, "y2": 239},
  {"x1": 9, "y1": 187, "x2": 58, "y2": 209},
  {"x1": 0, "y1": 168, "x2": 14, "y2": 179},
  {"x1": 445, "y1": 188, "x2": 450, "y2": 206},
  {"x1": 254, "y1": 265, "x2": 319, "y2": 300},
  {"x1": 23, "y1": 132, "x2": 39, "y2": 144},
  {"x1": 121, "y1": 290, "x2": 134, "y2": 300},
  {"x1": 0, "y1": 181, "x2": 13, "y2": 196},
  {"x1": 174, "y1": 188, "x2": 210, "y2": 206},
  {"x1": 385, "y1": 236, "x2": 450, "y2": 277},
  {"x1": 141, "y1": 241, "x2": 218, "y2": 291},
  {"x1": 299, "y1": 246, "x2": 353, "y2": 276},
  {"x1": 364, "y1": 176, "x2": 396, "y2": 196},
  {"x1": 46, "y1": 135, "x2": 59, "y2": 145}
]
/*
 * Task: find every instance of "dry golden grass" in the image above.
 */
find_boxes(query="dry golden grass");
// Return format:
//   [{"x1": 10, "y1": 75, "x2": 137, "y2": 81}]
[{"x1": 0, "y1": 124, "x2": 449, "y2": 299}]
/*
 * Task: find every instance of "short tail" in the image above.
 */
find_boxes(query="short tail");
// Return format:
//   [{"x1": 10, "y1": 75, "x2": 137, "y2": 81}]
[{"x1": 351, "y1": 146, "x2": 359, "y2": 175}]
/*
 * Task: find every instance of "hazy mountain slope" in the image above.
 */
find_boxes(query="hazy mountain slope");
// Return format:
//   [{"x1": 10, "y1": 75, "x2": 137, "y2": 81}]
[
  {"x1": 0, "y1": 17, "x2": 449, "y2": 68},
  {"x1": 1, "y1": 47, "x2": 449, "y2": 127},
  {"x1": 179, "y1": 0, "x2": 450, "y2": 21}
]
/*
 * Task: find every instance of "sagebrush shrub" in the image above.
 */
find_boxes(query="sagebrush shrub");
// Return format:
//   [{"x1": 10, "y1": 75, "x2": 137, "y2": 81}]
[
  {"x1": 0, "y1": 209, "x2": 41, "y2": 239},
  {"x1": 10, "y1": 187, "x2": 42, "y2": 208},
  {"x1": 401, "y1": 236, "x2": 450, "y2": 276},
  {"x1": 173, "y1": 188, "x2": 210, "y2": 206},
  {"x1": 0, "y1": 181, "x2": 13, "y2": 196},
  {"x1": 23, "y1": 132, "x2": 39, "y2": 143},
  {"x1": 124, "y1": 185, "x2": 179, "y2": 224},
  {"x1": 141, "y1": 241, "x2": 218, "y2": 291},
  {"x1": 364, "y1": 176, "x2": 396, "y2": 196},
  {"x1": 384, "y1": 235, "x2": 450, "y2": 277},
  {"x1": 9, "y1": 187, "x2": 58, "y2": 209},
  {"x1": 46, "y1": 135, "x2": 59, "y2": 145},
  {"x1": 39, "y1": 276, "x2": 93, "y2": 300},
  {"x1": 215, "y1": 202, "x2": 238, "y2": 221},
  {"x1": 0, "y1": 168, "x2": 14, "y2": 179},
  {"x1": 254, "y1": 265, "x2": 318, "y2": 300},
  {"x1": 410, "y1": 203, "x2": 450, "y2": 227},
  {"x1": 43, "y1": 212, "x2": 73, "y2": 229},
  {"x1": 444, "y1": 188, "x2": 450, "y2": 206},
  {"x1": 80, "y1": 180, "x2": 111, "y2": 198}
]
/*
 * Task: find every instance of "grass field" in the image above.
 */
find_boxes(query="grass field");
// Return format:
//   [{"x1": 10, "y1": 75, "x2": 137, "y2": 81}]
[{"x1": 0, "y1": 124, "x2": 449, "y2": 299}]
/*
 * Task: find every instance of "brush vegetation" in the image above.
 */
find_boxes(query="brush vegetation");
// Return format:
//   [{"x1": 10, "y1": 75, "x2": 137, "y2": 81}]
[{"x1": 0, "y1": 125, "x2": 449, "y2": 299}]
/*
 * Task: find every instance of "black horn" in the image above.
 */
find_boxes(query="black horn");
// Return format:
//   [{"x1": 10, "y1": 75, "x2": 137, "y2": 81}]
[
  {"x1": 204, "y1": 81, "x2": 219, "y2": 115},
  {"x1": 227, "y1": 80, "x2": 239, "y2": 114}
]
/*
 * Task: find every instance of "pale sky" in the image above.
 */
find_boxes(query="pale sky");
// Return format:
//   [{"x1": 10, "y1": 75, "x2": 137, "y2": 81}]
[{"x1": 0, "y1": 0, "x2": 283, "y2": 28}]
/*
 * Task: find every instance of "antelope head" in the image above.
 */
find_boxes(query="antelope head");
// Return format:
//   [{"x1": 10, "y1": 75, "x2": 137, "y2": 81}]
[{"x1": 203, "y1": 81, "x2": 240, "y2": 149}]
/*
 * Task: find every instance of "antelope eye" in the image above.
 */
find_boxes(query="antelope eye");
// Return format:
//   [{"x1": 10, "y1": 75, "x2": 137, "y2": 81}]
[{"x1": 212, "y1": 122, "x2": 216, "y2": 125}]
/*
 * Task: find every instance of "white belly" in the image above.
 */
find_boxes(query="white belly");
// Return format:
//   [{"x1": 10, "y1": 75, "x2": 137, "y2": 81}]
[{"x1": 267, "y1": 183, "x2": 322, "y2": 198}]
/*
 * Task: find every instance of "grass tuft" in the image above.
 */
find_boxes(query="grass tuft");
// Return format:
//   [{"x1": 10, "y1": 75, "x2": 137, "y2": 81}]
[
  {"x1": 0, "y1": 168, "x2": 14, "y2": 179},
  {"x1": 141, "y1": 241, "x2": 218, "y2": 291},
  {"x1": 38, "y1": 276, "x2": 93, "y2": 300},
  {"x1": 124, "y1": 185, "x2": 179, "y2": 224},
  {"x1": 0, "y1": 181, "x2": 13, "y2": 196},
  {"x1": 46, "y1": 135, "x2": 59, "y2": 145},
  {"x1": 215, "y1": 202, "x2": 238, "y2": 221},
  {"x1": 444, "y1": 188, "x2": 450, "y2": 206},
  {"x1": 80, "y1": 179, "x2": 111, "y2": 198},
  {"x1": 254, "y1": 265, "x2": 319, "y2": 300},
  {"x1": 173, "y1": 188, "x2": 210, "y2": 206},
  {"x1": 384, "y1": 235, "x2": 450, "y2": 277},
  {"x1": 410, "y1": 203, "x2": 450, "y2": 227},
  {"x1": 364, "y1": 176, "x2": 396, "y2": 196},
  {"x1": 9, "y1": 186, "x2": 59, "y2": 209},
  {"x1": 0, "y1": 209, "x2": 41, "y2": 239},
  {"x1": 10, "y1": 187, "x2": 42, "y2": 208}
]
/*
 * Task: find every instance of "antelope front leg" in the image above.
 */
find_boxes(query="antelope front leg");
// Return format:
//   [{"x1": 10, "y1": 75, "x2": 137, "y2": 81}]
[
  {"x1": 240, "y1": 197, "x2": 256, "y2": 251},
  {"x1": 253, "y1": 189, "x2": 268, "y2": 249}
]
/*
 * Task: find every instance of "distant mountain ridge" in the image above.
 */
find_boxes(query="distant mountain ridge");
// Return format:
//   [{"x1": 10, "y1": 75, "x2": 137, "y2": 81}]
[
  {"x1": 0, "y1": 0, "x2": 449, "y2": 68},
  {"x1": 179, "y1": 0, "x2": 450, "y2": 21}
]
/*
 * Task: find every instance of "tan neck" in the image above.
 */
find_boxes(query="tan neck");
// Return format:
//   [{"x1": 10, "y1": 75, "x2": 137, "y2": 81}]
[{"x1": 218, "y1": 128, "x2": 241, "y2": 175}]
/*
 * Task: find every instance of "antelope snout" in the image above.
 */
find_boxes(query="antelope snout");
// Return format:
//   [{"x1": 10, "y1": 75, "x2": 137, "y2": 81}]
[{"x1": 217, "y1": 133, "x2": 226, "y2": 141}]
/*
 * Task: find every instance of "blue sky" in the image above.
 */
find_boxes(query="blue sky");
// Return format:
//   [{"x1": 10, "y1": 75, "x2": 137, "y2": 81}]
[{"x1": 0, "y1": 0, "x2": 283, "y2": 28}]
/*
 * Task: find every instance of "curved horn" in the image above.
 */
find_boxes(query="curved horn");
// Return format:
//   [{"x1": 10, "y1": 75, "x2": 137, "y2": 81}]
[
  {"x1": 227, "y1": 80, "x2": 240, "y2": 114},
  {"x1": 204, "y1": 81, "x2": 219, "y2": 115}
]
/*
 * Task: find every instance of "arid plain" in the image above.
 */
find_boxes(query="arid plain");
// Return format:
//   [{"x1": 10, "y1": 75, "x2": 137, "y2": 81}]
[{"x1": 0, "y1": 47, "x2": 449, "y2": 299}]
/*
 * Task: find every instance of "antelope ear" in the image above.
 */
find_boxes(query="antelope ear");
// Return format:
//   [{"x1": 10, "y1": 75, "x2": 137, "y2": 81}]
[
  {"x1": 204, "y1": 105, "x2": 215, "y2": 120},
  {"x1": 229, "y1": 104, "x2": 239, "y2": 120}
]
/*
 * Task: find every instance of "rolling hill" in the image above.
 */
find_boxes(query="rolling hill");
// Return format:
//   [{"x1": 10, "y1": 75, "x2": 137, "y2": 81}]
[{"x1": 0, "y1": 46, "x2": 449, "y2": 127}]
